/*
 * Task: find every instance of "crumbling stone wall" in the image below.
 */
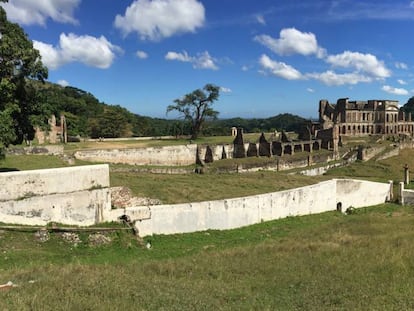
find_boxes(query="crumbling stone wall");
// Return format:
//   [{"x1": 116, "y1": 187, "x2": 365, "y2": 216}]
[{"x1": 35, "y1": 115, "x2": 67, "y2": 144}]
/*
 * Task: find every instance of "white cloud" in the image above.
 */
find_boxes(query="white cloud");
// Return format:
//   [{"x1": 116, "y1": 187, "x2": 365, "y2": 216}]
[
  {"x1": 254, "y1": 28, "x2": 326, "y2": 58},
  {"x1": 382, "y1": 85, "x2": 409, "y2": 95},
  {"x1": 395, "y1": 62, "x2": 408, "y2": 70},
  {"x1": 34, "y1": 33, "x2": 123, "y2": 70},
  {"x1": 193, "y1": 51, "x2": 218, "y2": 70},
  {"x1": 241, "y1": 65, "x2": 249, "y2": 71},
  {"x1": 33, "y1": 41, "x2": 62, "y2": 70},
  {"x1": 1, "y1": 0, "x2": 80, "y2": 25},
  {"x1": 326, "y1": 51, "x2": 390, "y2": 79},
  {"x1": 307, "y1": 70, "x2": 372, "y2": 86},
  {"x1": 136, "y1": 50, "x2": 148, "y2": 59},
  {"x1": 259, "y1": 54, "x2": 303, "y2": 80},
  {"x1": 57, "y1": 80, "x2": 69, "y2": 87},
  {"x1": 165, "y1": 51, "x2": 192, "y2": 62},
  {"x1": 255, "y1": 14, "x2": 266, "y2": 25},
  {"x1": 165, "y1": 50, "x2": 218, "y2": 70},
  {"x1": 220, "y1": 87, "x2": 232, "y2": 93},
  {"x1": 398, "y1": 79, "x2": 407, "y2": 85},
  {"x1": 114, "y1": 0, "x2": 205, "y2": 41},
  {"x1": 307, "y1": 88, "x2": 315, "y2": 93}
]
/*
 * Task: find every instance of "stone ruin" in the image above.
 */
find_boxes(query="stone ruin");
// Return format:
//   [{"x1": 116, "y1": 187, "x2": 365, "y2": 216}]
[{"x1": 35, "y1": 115, "x2": 67, "y2": 144}]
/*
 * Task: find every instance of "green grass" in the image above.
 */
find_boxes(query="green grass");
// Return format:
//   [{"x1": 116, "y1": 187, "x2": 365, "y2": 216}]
[
  {"x1": 0, "y1": 155, "x2": 69, "y2": 172},
  {"x1": 2, "y1": 204, "x2": 414, "y2": 310},
  {"x1": 2, "y1": 141, "x2": 414, "y2": 309},
  {"x1": 110, "y1": 170, "x2": 325, "y2": 204}
]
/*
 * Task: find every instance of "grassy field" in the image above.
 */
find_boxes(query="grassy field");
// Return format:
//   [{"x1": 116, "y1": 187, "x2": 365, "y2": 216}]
[
  {"x1": 1, "y1": 140, "x2": 414, "y2": 309},
  {"x1": 1, "y1": 147, "x2": 411, "y2": 204},
  {"x1": 1, "y1": 204, "x2": 414, "y2": 310}
]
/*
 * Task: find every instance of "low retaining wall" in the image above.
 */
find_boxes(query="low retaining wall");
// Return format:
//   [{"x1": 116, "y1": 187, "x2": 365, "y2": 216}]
[
  {"x1": 0, "y1": 165, "x2": 111, "y2": 226},
  {"x1": 0, "y1": 164, "x2": 392, "y2": 235},
  {"x1": 6, "y1": 145, "x2": 64, "y2": 156},
  {"x1": 105, "y1": 179, "x2": 392, "y2": 237},
  {"x1": 399, "y1": 182, "x2": 414, "y2": 206},
  {"x1": 74, "y1": 145, "x2": 198, "y2": 166}
]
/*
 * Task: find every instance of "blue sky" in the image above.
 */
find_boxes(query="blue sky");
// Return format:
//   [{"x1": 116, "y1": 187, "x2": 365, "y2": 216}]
[{"x1": 2, "y1": 0, "x2": 414, "y2": 119}]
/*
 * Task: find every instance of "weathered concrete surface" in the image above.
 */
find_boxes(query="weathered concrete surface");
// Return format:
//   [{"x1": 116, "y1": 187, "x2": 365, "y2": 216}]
[
  {"x1": 0, "y1": 165, "x2": 111, "y2": 226},
  {"x1": 116, "y1": 179, "x2": 391, "y2": 237},
  {"x1": 335, "y1": 179, "x2": 391, "y2": 210},
  {"x1": 0, "y1": 189, "x2": 110, "y2": 226},
  {"x1": 0, "y1": 165, "x2": 109, "y2": 202},
  {"x1": 399, "y1": 182, "x2": 414, "y2": 206},
  {"x1": 6, "y1": 145, "x2": 64, "y2": 156},
  {"x1": 74, "y1": 145, "x2": 198, "y2": 166}
]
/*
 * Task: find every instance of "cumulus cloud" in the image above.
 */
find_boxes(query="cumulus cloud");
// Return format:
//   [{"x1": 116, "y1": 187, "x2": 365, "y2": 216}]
[
  {"x1": 259, "y1": 54, "x2": 303, "y2": 80},
  {"x1": 114, "y1": 0, "x2": 205, "y2": 41},
  {"x1": 165, "y1": 51, "x2": 192, "y2": 62},
  {"x1": 34, "y1": 33, "x2": 123, "y2": 70},
  {"x1": 165, "y1": 50, "x2": 218, "y2": 70},
  {"x1": 136, "y1": 50, "x2": 148, "y2": 59},
  {"x1": 395, "y1": 62, "x2": 408, "y2": 70},
  {"x1": 326, "y1": 51, "x2": 390, "y2": 79},
  {"x1": 382, "y1": 85, "x2": 409, "y2": 95},
  {"x1": 57, "y1": 80, "x2": 69, "y2": 87},
  {"x1": 307, "y1": 70, "x2": 372, "y2": 86},
  {"x1": 254, "y1": 28, "x2": 326, "y2": 58},
  {"x1": 1, "y1": 0, "x2": 80, "y2": 25}
]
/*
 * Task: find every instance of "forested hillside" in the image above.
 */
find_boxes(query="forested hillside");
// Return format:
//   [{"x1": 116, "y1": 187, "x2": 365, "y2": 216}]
[{"x1": 31, "y1": 81, "x2": 309, "y2": 139}]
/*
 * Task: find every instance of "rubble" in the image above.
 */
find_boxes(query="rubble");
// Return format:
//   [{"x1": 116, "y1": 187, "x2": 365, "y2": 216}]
[
  {"x1": 110, "y1": 186, "x2": 161, "y2": 208},
  {"x1": 88, "y1": 233, "x2": 112, "y2": 246},
  {"x1": 60, "y1": 232, "x2": 82, "y2": 246},
  {"x1": 34, "y1": 229, "x2": 50, "y2": 242}
]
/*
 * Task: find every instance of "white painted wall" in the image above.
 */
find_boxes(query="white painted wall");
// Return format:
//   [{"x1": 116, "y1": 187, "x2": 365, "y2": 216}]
[
  {"x1": 0, "y1": 165, "x2": 111, "y2": 226},
  {"x1": 0, "y1": 163, "x2": 392, "y2": 235},
  {"x1": 0, "y1": 164, "x2": 109, "y2": 201},
  {"x1": 117, "y1": 179, "x2": 391, "y2": 237},
  {"x1": 0, "y1": 189, "x2": 110, "y2": 226},
  {"x1": 335, "y1": 179, "x2": 391, "y2": 210},
  {"x1": 74, "y1": 145, "x2": 198, "y2": 166}
]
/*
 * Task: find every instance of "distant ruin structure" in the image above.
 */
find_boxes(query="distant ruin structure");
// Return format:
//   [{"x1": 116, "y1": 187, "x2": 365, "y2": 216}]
[
  {"x1": 319, "y1": 98, "x2": 414, "y2": 137},
  {"x1": 35, "y1": 115, "x2": 67, "y2": 144}
]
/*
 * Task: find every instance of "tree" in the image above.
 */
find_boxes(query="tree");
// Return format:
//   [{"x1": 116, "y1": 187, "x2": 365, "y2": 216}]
[
  {"x1": 167, "y1": 84, "x2": 220, "y2": 139},
  {"x1": 0, "y1": 1, "x2": 48, "y2": 150},
  {"x1": 401, "y1": 97, "x2": 414, "y2": 118}
]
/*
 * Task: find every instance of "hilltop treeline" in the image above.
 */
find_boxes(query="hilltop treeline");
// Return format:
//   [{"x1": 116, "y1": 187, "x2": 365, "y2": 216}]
[{"x1": 33, "y1": 81, "x2": 308, "y2": 138}]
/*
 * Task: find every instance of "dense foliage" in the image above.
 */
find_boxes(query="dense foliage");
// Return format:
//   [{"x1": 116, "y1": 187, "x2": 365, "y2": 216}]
[
  {"x1": 401, "y1": 96, "x2": 414, "y2": 117},
  {"x1": 0, "y1": 2, "x2": 48, "y2": 151},
  {"x1": 29, "y1": 81, "x2": 308, "y2": 139}
]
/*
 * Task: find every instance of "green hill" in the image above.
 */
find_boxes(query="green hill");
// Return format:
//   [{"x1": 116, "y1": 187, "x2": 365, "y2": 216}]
[{"x1": 31, "y1": 80, "x2": 308, "y2": 139}]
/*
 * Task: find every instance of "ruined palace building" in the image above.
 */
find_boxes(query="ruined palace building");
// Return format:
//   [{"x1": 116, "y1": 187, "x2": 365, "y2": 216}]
[{"x1": 319, "y1": 98, "x2": 414, "y2": 136}]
